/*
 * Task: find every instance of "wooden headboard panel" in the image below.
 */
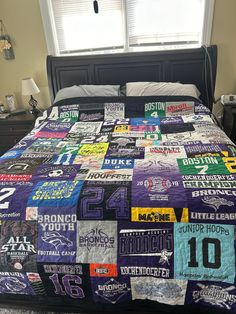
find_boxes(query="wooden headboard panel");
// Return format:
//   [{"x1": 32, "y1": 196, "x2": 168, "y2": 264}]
[{"x1": 47, "y1": 45, "x2": 217, "y2": 110}]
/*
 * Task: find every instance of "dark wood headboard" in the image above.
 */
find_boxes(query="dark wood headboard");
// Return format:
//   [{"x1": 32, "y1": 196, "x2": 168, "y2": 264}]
[{"x1": 47, "y1": 45, "x2": 217, "y2": 110}]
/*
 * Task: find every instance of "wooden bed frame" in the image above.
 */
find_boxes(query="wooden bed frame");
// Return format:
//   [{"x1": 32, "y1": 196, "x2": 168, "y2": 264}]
[{"x1": 47, "y1": 45, "x2": 217, "y2": 110}]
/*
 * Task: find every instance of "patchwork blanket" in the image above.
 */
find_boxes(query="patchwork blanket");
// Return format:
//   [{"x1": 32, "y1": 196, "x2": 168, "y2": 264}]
[{"x1": 0, "y1": 97, "x2": 235, "y2": 313}]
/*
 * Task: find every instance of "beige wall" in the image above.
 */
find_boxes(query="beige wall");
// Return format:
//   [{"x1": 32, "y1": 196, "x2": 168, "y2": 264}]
[
  {"x1": 0, "y1": 0, "x2": 235, "y2": 114},
  {"x1": 0, "y1": 0, "x2": 50, "y2": 110},
  {"x1": 211, "y1": 0, "x2": 236, "y2": 116}
]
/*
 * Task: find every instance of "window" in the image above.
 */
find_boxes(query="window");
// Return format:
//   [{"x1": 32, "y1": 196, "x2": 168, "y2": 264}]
[{"x1": 39, "y1": 0, "x2": 215, "y2": 56}]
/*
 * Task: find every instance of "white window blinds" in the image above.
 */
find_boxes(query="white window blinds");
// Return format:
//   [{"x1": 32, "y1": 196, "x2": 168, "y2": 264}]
[
  {"x1": 40, "y1": 0, "x2": 213, "y2": 55},
  {"x1": 126, "y1": 0, "x2": 205, "y2": 48},
  {"x1": 51, "y1": 0, "x2": 124, "y2": 53}
]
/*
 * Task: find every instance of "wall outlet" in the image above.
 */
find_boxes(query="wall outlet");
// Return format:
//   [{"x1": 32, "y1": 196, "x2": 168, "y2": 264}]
[{"x1": 221, "y1": 95, "x2": 236, "y2": 105}]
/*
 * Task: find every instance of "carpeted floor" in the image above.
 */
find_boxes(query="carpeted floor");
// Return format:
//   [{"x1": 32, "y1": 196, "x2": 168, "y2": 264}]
[
  {"x1": 0, "y1": 310, "x2": 78, "y2": 314},
  {"x1": 0, "y1": 311, "x2": 56, "y2": 314}
]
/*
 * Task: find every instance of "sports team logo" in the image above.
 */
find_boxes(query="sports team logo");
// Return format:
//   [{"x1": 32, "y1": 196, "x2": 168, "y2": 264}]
[
  {"x1": 145, "y1": 102, "x2": 166, "y2": 118},
  {"x1": 38, "y1": 206, "x2": 76, "y2": 263},
  {"x1": 183, "y1": 174, "x2": 236, "y2": 224},
  {"x1": 79, "y1": 227, "x2": 115, "y2": 252},
  {"x1": 178, "y1": 156, "x2": 230, "y2": 175},
  {"x1": 132, "y1": 173, "x2": 186, "y2": 208},
  {"x1": 144, "y1": 176, "x2": 172, "y2": 192},
  {"x1": 92, "y1": 277, "x2": 131, "y2": 304},
  {"x1": 0, "y1": 272, "x2": 34, "y2": 295},
  {"x1": 106, "y1": 146, "x2": 145, "y2": 159},
  {"x1": 202, "y1": 196, "x2": 234, "y2": 211},
  {"x1": 186, "y1": 282, "x2": 236, "y2": 311},
  {"x1": 118, "y1": 223, "x2": 173, "y2": 266},
  {"x1": 76, "y1": 221, "x2": 117, "y2": 264},
  {"x1": 102, "y1": 158, "x2": 134, "y2": 169},
  {"x1": 0, "y1": 221, "x2": 37, "y2": 272},
  {"x1": 41, "y1": 232, "x2": 73, "y2": 250},
  {"x1": 135, "y1": 158, "x2": 177, "y2": 174}
]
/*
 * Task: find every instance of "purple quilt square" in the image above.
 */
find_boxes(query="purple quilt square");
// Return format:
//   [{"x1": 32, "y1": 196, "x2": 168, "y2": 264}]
[
  {"x1": 117, "y1": 221, "x2": 174, "y2": 279},
  {"x1": 132, "y1": 171, "x2": 187, "y2": 208},
  {"x1": 37, "y1": 206, "x2": 76, "y2": 263},
  {"x1": 91, "y1": 276, "x2": 131, "y2": 304}
]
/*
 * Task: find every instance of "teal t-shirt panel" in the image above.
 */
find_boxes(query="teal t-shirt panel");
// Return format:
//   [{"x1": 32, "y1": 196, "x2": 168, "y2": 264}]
[{"x1": 174, "y1": 223, "x2": 235, "y2": 283}]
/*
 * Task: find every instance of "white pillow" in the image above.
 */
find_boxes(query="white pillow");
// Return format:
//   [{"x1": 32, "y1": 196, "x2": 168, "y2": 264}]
[
  {"x1": 54, "y1": 85, "x2": 120, "y2": 103},
  {"x1": 126, "y1": 82, "x2": 200, "y2": 98}
]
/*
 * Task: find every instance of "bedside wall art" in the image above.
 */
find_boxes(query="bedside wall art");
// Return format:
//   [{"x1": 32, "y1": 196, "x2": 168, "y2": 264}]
[{"x1": 0, "y1": 19, "x2": 15, "y2": 60}]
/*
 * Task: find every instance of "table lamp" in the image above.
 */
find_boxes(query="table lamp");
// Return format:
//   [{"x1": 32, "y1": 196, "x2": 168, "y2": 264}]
[{"x1": 22, "y1": 77, "x2": 40, "y2": 117}]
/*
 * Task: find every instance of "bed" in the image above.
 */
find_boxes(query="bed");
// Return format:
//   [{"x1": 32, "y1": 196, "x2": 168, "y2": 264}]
[{"x1": 0, "y1": 45, "x2": 236, "y2": 314}]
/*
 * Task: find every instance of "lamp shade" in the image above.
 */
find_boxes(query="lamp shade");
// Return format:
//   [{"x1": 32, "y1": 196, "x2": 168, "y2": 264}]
[{"x1": 22, "y1": 78, "x2": 40, "y2": 96}]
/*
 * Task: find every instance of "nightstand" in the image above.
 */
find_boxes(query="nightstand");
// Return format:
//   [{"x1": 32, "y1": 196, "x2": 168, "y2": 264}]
[
  {"x1": 222, "y1": 104, "x2": 236, "y2": 144},
  {"x1": 0, "y1": 112, "x2": 35, "y2": 156}
]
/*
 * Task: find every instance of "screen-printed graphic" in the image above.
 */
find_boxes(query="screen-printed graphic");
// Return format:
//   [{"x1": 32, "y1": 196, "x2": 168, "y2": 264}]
[
  {"x1": 78, "y1": 180, "x2": 131, "y2": 220},
  {"x1": 132, "y1": 172, "x2": 187, "y2": 207},
  {"x1": 178, "y1": 157, "x2": 231, "y2": 175},
  {"x1": 69, "y1": 122, "x2": 102, "y2": 134},
  {"x1": 38, "y1": 263, "x2": 89, "y2": 300},
  {"x1": 104, "y1": 103, "x2": 125, "y2": 120},
  {"x1": 131, "y1": 207, "x2": 188, "y2": 223},
  {"x1": 32, "y1": 164, "x2": 81, "y2": 181},
  {"x1": 185, "y1": 281, "x2": 236, "y2": 311},
  {"x1": 0, "y1": 181, "x2": 34, "y2": 220},
  {"x1": 27, "y1": 180, "x2": 84, "y2": 207},
  {"x1": 0, "y1": 158, "x2": 44, "y2": 181},
  {"x1": 183, "y1": 174, "x2": 236, "y2": 224},
  {"x1": 37, "y1": 207, "x2": 76, "y2": 263},
  {"x1": 76, "y1": 220, "x2": 117, "y2": 264},
  {"x1": 35, "y1": 121, "x2": 73, "y2": 138},
  {"x1": 91, "y1": 277, "x2": 131, "y2": 304},
  {"x1": 102, "y1": 158, "x2": 134, "y2": 170},
  {"x1": 0, "y1": 272, "x2": 35, "y2": 295},
  {"x1": 24, "y1": 139, "x2": 62, "y2": 155},
  {"x1": 174, "y1": 223, "x2": 235, "y2": 283},
  {"x1": 0, "y1": 221, "x2": 37, "y2": 272},
  {"x1": 118, "y1": 222, "x2": 173, "y2": 279},
  {"x1": 131, "y1": 277, "x2": 187, "y2": 305}
]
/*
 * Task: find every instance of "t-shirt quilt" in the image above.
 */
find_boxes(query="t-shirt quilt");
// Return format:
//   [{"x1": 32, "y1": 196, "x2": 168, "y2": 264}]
[{"x1": 0, "y1": 99, "x2": 235, "y2": 313}]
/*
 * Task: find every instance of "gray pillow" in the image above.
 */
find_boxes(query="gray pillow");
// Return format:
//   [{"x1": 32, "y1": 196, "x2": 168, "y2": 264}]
[
  {"x1": 126, "y1": 82, "x2": 200, "y2": 98},
  {"x1": 54, "y1": 85, "x2": 120, "y2": 103}
]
